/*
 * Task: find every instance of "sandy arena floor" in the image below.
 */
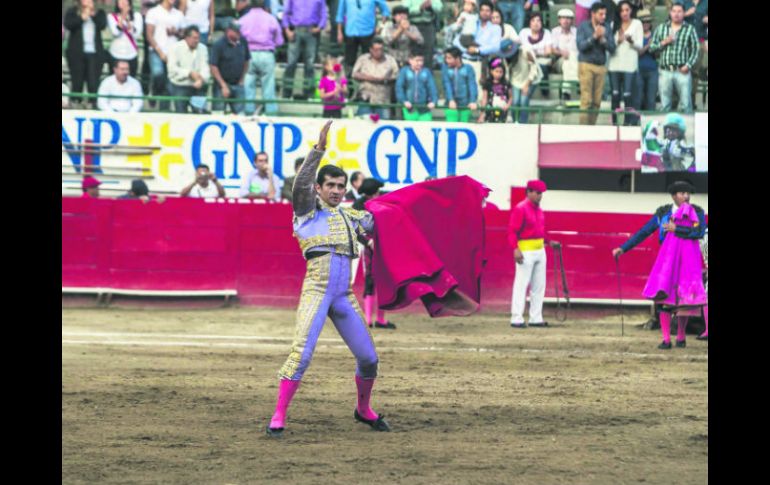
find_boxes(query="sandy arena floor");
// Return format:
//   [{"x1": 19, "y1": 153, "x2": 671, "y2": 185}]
[{"x1": 62, "y1": 306, "x2": 707, "y2": 484}]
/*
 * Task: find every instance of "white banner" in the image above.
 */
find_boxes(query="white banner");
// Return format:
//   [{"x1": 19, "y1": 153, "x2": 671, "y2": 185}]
[{"x1": 62, "y1": 111, "x2": 539, "y2": 209}]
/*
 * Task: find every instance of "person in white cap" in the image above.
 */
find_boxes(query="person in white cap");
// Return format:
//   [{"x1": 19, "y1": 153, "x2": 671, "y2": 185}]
[{"x1": 550, "y1": 8, "x2": 579, "y2": 97}]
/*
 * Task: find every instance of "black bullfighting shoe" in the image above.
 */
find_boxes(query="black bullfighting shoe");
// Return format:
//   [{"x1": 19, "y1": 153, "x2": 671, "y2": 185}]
[
  {"x1": 675, "y1": 339, "x2": 686, "y2": 348},
  {"x1": 374, "y1": 321, "x2": 397, "y2": 329},
  {"x1": 265, "y1": 424, "x2": 284, "y2": 438},
  {"x1": 528, "y1": 321, "x2": 548, "y2": 327},
  {"x1": 510, "y1": 322, "x2": 527, "y2": 328},
  {"x1": 658, "y1": 341, "x2": 672, "y2": 350},
  {"x1": 354, "y1": 409, "x2": 391, "y2": 431}
]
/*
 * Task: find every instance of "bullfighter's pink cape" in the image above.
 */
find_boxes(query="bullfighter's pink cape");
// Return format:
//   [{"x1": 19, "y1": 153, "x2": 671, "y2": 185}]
[{"x1": 364, "y1": 176, "x2": 490, "y2": 317}]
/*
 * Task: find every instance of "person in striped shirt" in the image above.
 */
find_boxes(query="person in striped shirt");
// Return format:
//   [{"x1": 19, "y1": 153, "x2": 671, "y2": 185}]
[{"x1": 649, "y1": 2, "x2": 699, "y2": 113}]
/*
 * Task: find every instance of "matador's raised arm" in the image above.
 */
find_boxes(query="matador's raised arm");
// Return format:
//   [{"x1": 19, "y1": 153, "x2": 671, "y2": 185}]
[{"x1": 292, "y1": 121, "x2": 333, "y2": 216}]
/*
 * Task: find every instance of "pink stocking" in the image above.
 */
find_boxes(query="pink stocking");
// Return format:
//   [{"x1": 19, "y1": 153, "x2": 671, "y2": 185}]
[
  {"x1": 659, "y1": 312, "x2": 672, "y2": 344},
  {"x1": 364, "y1": 295, "x2": 374, "y2": 326},
  {"x1": 676, "y1": 316, "x2": 688, "y2": 342},
  {"x1": 269, "y1": 379, "x2": 300, "y2": 429},
  {"x1": 355, "y1": 375, "x2": 379, "y2": 421}
]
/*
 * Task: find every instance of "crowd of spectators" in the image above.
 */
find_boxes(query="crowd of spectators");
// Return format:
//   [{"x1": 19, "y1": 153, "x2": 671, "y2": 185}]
[{"x1": 63, "y1": 0, "x2": 708, "y2": 124}]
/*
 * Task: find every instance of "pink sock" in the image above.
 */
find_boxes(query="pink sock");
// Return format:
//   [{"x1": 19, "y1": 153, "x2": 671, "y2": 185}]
[
  {"x1": 676, "y1": 316, "x2": 688, "y2": 342},
  {"x1": 701, "y1": 306, "x2": 708, "y2": 337},
  {"x1": 355, "y1": 375, "x2": 379, "y2": 420},
  {"x1": 364, "y1": 295, "x2": 374, "y2": 326},
  {"x1": 376, "y1": 308, "x2": 386, "y2": 324},
  {"x1": 269, "y1": 379, "x2": 300, "y2": 429},
  {"x1": 659, "y1": 312, "x2": 672, "y2": 344}
]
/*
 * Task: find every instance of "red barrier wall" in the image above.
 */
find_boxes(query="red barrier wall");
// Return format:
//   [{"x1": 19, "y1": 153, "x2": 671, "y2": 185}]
[{"x1": 62, "y1": 197, "x2": 673, "y2": 311}]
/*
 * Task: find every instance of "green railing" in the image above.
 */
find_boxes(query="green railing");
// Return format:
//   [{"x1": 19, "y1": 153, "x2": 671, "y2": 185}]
[{"x1": 63, "y1": 90, "x2": 707, "y2": 127}]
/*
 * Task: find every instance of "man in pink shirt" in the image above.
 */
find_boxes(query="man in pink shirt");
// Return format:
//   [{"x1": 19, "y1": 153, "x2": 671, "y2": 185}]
[
  {"x1": 238, "y1": 0, "x2": 284, "y2": 115},
  {"x1": 507, "y1": 180, "x2": 560, "y2": 328}
]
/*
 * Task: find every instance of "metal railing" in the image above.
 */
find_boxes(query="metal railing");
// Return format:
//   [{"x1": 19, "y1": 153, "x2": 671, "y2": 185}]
[{"x1": 64, "y1": 89, "x2": 709, "y2": 127}]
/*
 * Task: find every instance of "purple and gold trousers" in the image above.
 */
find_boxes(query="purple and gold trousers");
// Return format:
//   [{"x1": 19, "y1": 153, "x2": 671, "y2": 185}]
[{"x1": 279, "y1": 253, "x2": 379, "y2": 380}]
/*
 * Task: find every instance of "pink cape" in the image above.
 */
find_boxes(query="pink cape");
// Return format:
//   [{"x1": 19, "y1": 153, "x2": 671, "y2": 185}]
[
  {"x1": 642, "y1": 203, "x2": 707, "y2": 309},
  {"x1": 364, "y1": 176, "x2": 490, "y2": 317}
]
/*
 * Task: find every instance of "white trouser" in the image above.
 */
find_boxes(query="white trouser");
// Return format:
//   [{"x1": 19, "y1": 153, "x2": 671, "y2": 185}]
[{"x1": 510, "y1": 248, "x2": 547, "y2": 324}]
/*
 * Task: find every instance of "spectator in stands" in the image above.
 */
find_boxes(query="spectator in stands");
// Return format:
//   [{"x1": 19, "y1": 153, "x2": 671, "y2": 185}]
[
  {"x1": 118, "y1": 179, "x2": 151, "y2": 200},
  {"x1": 64, "y1": 0, "x2": 108, "y2": 109},
  {"x1": 336, "y1": 0, "x2": 390, "y2": 75},
  {"x1": 181, "y1": 163, "x2": 227, "y2": 197},
  {"x1": 179, "y1": 0, "x2": 214, "y2": 44},
  {"x1": 108, "y1": 0, "x2": 143, "y2": 77},
  {"x1": 210, "y1": 21, "x2": 249, "y2": 114},
  {"x1": 345, "y1": 171, "x2": 365, "y2": 201},
  {"x1": 402, "y1": 0, "x2": 442, "y2": 70},
  {"x1": 240, "y1": 0, "x2": 284, "y2": 116},
  {"x1": 450, "y1": 0, "x2": 480, "y2": 50},
  {"x1": 281, "y1": 157, "x2": 305, "y2": 201},
  {"x1": 683, "y1": 0, "x2": 707, "y2": 108},
  {"x1": 146, "y1": 0, "x2": 186, "y2": 111},
  {"x1": 351, "y1": 38, "x2": 399, "y2": 120},
  {"x1": 518, "y1": 13, "x2": 552, "y2": 98},
  {"x1": 442, "y1": 47, "x2": 479, "y2": 123},
  {"x1": 167, "y1": 26, "x2": 211, "y2": 113},
  {"x1": 139, "y1": 1, "x2": 157, "y2": 101},
  {"x1": 551, "y1": 9, "x2": 579, "y2": 99},
  {"x1": 636, "y1": 9, "x2": 658, "y2": 111},
  {"x1": 281, "y1": 0, "x2": 327, "y2": 100},
  {"x1": 490, "y1": 7, "x2": 520, "y2": 63},
  {"x1": 382, "y1": 6, "x2": 424, "y2": 68},
  {"x1": 97, "y1": 60, "x2": 144, "y2": 113},
  {"x1": 496, "y1": 0, "x2": 527, "y2": 33},
  {"x1": 396, "y1": 51, "x2": 438, "y2": 121},
  {"x1": 649, "y1": 2, "x2": 699, "y2": 114},
  {"x1": 453, "y1": 1, "x2": 502, "y2": 86},
  {"x1": 213, "y1": 0, "x2": 237, "y2": 32},
  {"x1": 240, "y1": 152, "x2": 283, "y2": 201},
  {"x1": 608, "y1": 1, "x2": 642, "y2": 125},
  {"x1": 575, "y1": 0, "x2": 600, "y2": 28},
  {"x1": 478, "y1": 56, "x2": 512, "y2": 123},
  {"x1": 81, "y1": 176, "x2": 101, "y2": 198},
  {"x1": 509, "y1": 45, "x2": 542, "y2": 123},
  {"x1": 319, "y1": 57, "x2": 347, "y2": 118},
  {"x1": 577, "y1": 2, "x2": 615, "y2": 125}
]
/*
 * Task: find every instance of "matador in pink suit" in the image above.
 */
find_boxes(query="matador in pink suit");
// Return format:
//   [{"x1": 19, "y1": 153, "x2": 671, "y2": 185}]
[{"x1": 613, "y1": 181, "x2": 708, "y2": 349}]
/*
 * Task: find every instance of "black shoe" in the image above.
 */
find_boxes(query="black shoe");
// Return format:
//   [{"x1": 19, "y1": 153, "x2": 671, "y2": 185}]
[
  {"x1": 528, "y1": 322, "x2": 548, "y2": 327},
  {"x1": 354, "y1": 409, "x2": 391, "y2": 432},
  {"x1": 658, "y1": 341, "x2": 672, "y2": 350},
  {"x1": 265, "y1": 424, "x2": 284, "y2": 438},
  {"x1": 374, "y1": 321, "x2": 397, "y2": 329},
  {"x1": 696, "y1": 333, "x2": 708, "y2": 341},
  {"x1": 511, "y1": 323, "x2": 526, "y2": 328},
  {"x1": 675, "y1": 339, "x2": 686, "y2": 348}
]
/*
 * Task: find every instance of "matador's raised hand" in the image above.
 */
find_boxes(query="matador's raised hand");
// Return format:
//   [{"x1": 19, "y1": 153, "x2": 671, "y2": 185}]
[{"x1": 317, "y1": 120, "x2": 333, "y2": 151}]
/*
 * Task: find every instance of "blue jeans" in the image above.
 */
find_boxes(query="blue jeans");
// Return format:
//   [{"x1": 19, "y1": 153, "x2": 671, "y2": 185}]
[
  {"x1": 609, "y1": 71, "x2": 635, "y2": 125},
  {"x1": 283, "y1": 29, "x2": 318, "y2": 98},
  {"x1": 356, "y1": 104, "x2": 391, "y2": 120},
  {"x1": 148, "y1": 50, "x2": 171, "y2": 111},
  {"x1": 245, "y1": 51, "x2": 277, "y2": 115},
  {"x1": 213, "y1": 82, "x2": 246, "y2": 113},
  {"x1": 639, "y1": 69, "x2": 659, "y2": 111},
  {"x1": 659, "y1": 69, "x2": 692, "y2": 113},
  {"x1": 168, "y1": 83, "x2": 206, "y2": 113},
  {"x1": 512, "y1": 86, "x2": 532, "y2": 123},
  {"x1": 497, "y1": 1, "x2": 525, "y2": 33}
]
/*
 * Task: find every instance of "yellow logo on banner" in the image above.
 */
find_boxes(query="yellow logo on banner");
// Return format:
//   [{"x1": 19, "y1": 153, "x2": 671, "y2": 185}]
[
  {"x1": 307, "y1": 126, "x2": 361, "y2": 170},
  {"x1": 126, "y1": 122, "x2": 185, "y2": 180}
]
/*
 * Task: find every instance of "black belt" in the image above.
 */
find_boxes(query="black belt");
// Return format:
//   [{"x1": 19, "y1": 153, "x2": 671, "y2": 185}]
[
  {"x1": 661, "y1": 65, "x2": 685, "y2": 71},
  {"x1": 306, "y1": 251, "x2": 330, "y2": 260}
]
